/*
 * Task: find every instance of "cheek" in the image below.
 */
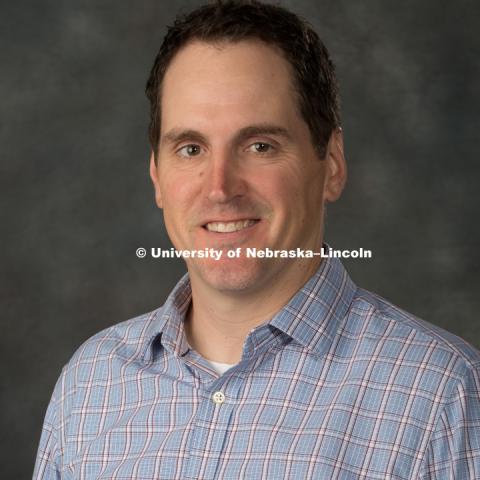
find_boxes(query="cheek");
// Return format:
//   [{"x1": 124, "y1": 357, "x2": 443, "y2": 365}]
[
  {"x1": 260, "y1": 168, "x2": 304, "y2": 209},
  {"x1": 267, "y1": 167, "x2": 325, "y2": 228},
  {"x1": 160, "y1": 172, "x2": 198, "y2": 210}
]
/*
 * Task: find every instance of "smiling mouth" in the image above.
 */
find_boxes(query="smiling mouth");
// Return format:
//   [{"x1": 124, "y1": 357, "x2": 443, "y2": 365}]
[{"x1": 204, "y1": 219, "x2": 259, "y2": 233}]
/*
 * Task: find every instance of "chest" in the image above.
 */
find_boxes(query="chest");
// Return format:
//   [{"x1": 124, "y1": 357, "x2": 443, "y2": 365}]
[{"x1": 61, "y1": 358, "x2": 438, "y2": 479}]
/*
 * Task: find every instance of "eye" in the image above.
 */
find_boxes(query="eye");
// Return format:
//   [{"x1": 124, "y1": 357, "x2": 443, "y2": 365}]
[
  {"x1": 177, "y1": 144, "x2": 202, "y2": 157},
  {"x1": 248, "y1": 142, "x2": 274, "y2": 154}
]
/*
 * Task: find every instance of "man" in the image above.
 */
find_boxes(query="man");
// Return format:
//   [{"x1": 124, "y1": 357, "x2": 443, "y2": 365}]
[{"x1": 34, "y1": 1, "x2": 480, "y2": 479}]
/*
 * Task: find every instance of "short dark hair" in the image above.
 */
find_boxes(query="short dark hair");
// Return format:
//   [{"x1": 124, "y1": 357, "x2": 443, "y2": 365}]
[{"x1": 146, "y1": 0, "x2": 340, "y2": 161}]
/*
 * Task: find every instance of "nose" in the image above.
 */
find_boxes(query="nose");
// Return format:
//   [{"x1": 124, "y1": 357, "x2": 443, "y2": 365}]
[{"x1": 205, "y1": 151, "x2": 246, "y2": 204}]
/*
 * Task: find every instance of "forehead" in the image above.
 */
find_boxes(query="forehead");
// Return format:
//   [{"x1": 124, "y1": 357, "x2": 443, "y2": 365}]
[{"x1": 160, "y1": 40, "x2": 300, "y2": 134}]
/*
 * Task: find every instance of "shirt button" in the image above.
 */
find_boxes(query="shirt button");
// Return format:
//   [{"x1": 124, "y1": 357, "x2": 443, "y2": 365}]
[{"x1": 212, "y1": 391, "x2": 225, "y2": 404}]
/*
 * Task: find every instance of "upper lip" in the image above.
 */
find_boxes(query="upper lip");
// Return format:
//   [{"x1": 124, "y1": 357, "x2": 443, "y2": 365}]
[{"x1": 201, "y1": 217, "x2": 260, "y2": 227}]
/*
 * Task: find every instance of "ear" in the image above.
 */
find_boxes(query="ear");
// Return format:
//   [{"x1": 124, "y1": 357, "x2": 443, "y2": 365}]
[
  {"x1": 149, "y1": 151, "x2": 163, "y2": 209},
  {"x1": 323, "y1": 128, "x2": 347, "y2": 202}
]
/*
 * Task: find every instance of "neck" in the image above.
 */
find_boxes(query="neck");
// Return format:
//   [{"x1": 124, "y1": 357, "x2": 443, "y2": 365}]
[{"x1": 184, "y1": 257, "x2": 322, "y2": 364}]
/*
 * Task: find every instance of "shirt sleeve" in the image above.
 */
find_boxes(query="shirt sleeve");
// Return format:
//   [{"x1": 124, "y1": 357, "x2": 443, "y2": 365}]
[
  {"x1": 420, "y1": 362, "x2": 480, "y2": 479},
  {"x1": 32, "y1": 369, "x2": 65, "y2": 480}
]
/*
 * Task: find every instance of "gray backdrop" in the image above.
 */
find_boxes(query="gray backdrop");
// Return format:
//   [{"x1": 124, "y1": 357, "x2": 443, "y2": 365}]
[{"x1": 2, "y1": 1, "x2": 479, "y2": 477}]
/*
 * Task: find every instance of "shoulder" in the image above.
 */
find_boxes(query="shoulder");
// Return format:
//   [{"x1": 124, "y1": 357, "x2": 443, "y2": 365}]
[
  {"x1": 346, "y1": 288, "x2": 480, "y2": 378},
  {"x1": 62, "y1": 307, "x2": 164, "y2": 385}
]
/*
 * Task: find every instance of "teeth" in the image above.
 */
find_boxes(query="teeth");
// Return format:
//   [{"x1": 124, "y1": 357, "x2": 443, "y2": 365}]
[{"x1": 206, "y1": 219, "x2": 257, "y2": 233}]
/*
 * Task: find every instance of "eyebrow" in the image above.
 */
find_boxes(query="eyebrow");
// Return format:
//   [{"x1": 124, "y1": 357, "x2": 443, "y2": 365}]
[{"x1": 161, "y1": 124, "x2": 293, "y2": 147}]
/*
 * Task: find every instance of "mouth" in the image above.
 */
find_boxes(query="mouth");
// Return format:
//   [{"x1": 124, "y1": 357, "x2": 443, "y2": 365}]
[{"x1": 203, "y1": 219, "x2": 260, "y2": 233}]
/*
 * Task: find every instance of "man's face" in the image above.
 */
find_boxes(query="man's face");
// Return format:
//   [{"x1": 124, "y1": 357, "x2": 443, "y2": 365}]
[{"x1": 150, "y1": 40, "x2": 345, "y2": 295}]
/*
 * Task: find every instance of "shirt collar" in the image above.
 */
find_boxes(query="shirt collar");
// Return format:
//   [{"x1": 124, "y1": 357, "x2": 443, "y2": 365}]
[
  {"x1": 142, "y1": 254, "x2": 357, "y2": 363},
  {"x1": 142, "y1": 273, "x2": 192, "y2": 362},
  {"x1": 268, "y1": 255, "x2": 357, "y2": 357}
]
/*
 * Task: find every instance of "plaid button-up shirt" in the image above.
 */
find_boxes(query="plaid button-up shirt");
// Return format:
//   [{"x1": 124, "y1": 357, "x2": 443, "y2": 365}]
[{"x1": 34, "y1": 256, "x2": 480, "y2": 479}]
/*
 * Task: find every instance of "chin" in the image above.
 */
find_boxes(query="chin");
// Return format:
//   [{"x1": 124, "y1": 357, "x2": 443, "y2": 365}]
[{"x1": 191, "y1": 258, "x2": 268, "y2": 293}]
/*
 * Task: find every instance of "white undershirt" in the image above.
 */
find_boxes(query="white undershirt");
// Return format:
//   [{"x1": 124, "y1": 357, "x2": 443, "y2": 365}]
[{"x1": 207, "y1": 359, "x2": 237, "y2": 375}]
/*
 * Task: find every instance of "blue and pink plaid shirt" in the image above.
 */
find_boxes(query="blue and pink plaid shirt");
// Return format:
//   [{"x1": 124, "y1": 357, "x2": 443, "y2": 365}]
[{"x1": 34, "y1": 256, "x2": 480, "y2": 479}]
